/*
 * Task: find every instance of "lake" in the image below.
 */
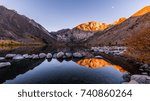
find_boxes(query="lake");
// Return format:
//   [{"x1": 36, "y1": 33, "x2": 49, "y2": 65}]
[{"x1": 0, "y1": 46, "x2": 140, "y2": 84}]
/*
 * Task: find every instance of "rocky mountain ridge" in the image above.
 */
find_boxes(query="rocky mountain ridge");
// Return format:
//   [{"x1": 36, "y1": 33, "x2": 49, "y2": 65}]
[
  {"x1": 0, "y1": 6, "x2": 150, "y2": 46},
  {"x1": 86, "y1": 6, "x2": 150, "y2": 46},
  {"x1": 0, "y1": 6, "x2": 55, "y2": 45}
]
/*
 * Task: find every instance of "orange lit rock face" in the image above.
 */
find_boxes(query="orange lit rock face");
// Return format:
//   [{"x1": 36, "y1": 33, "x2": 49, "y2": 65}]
[
  {"x1": 76, "y1": 58, "x2": 126, "y2": 73},
  {"x1": 132, "y1": 6, "x2": 150, "y2": 17},
  {"x1": 76, "y1": 21, "x2": 110, "y2": 31},
  {"x1": 75, "y1": 18, "x2": 127, "y2": 31},
  {"x1": 113, "y1": 17, "x2": 127, "y2": 25}
]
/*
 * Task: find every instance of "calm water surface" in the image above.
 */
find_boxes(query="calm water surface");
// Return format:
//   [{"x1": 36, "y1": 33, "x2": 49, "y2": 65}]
[
  {"x1": 0, "y1": 58, "x2": 126, "y2": 84},
  {"x1": 0, "y1": 46, "x2": 136, "y2": 84}
]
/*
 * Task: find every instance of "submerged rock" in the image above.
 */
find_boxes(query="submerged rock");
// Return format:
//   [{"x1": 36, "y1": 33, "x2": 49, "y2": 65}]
[
  {"x1": 0, "y1": 62, "x2": 11, "y2": 68},
  {"x1": 39, "y1": 53, "x2": 46, "y2": 58},
  {"x1": 13, "y1": 55, "x2": 24, "y2": 60},
  {"x1": 65, "y1": 53, "x2": 72, "y2": 58},
  {"x1": 5, "y1": 54, "x2": 16, "y2": 59},
  {"x1": 56, "y1": 52, "x2": 65, "y2": 58},
  {"x1": 46, "y1": 53, "x2": 52, "y2": 59},
  {"x1": 73, "y1": 52, "x2": 83, "y2": 58}
]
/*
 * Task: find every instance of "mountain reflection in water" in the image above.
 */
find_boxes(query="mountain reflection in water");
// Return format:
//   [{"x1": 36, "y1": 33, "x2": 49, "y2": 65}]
[
  {"x1": 2, "y1": 58, "x2": 126, "y2": 84},
  {"x1": 76, "y1": 58, "x2": 126, "y2": 73}
]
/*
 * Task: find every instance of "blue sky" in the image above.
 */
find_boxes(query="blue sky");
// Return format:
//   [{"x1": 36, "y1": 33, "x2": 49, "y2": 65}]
[{"x1": 0, "y1": 0, "x2": 150, "y2": 31}]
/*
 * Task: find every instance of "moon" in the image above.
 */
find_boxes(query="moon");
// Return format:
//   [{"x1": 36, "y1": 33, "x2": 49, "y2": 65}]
[{"x1": 112, "y1": 6, "x2": 114, "y2": 9}]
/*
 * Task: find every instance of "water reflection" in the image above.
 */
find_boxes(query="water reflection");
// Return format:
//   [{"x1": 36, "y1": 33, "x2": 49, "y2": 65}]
[
  {"x1": 2, "y1": 58, "x2": 125, "y2": 84},
  {"x1": 76, "y1": 58, "x2": 126, "y2": 73},
  {"x1": 0, "y1": 59, "x2": 44, "y2": 83}
]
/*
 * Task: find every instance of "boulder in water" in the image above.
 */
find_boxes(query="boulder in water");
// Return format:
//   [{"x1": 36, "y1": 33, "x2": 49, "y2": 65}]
[
  {"x1": 65, "y1": 53, "x2": 72, "y2": 58},
  {"x1": 56, "y1": 52, "x2": 65, "y2": 58},
  {"x1": 5, "y1": 54, "x2": 16, "y2": 59},
  {"x1": 39, "y1": 53, "x2": 46, "y2": 58},
  {"x1": 32, "y1": 54, "x2": 39, "y2": 59},
  {"x1": 0, "y1": 62, "x2": 11, "y2": 68},
  {"x1": 46, "y1": 53, "x2": 52, "y2": 59},
  {"x1": 13, "y1": 54, "x2": 24, "y2": 60},
  {"x1": 73, "y1": 52, "x2": 83, "y2": 58}
]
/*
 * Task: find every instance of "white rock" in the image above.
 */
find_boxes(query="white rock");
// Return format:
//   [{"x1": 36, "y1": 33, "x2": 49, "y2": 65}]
[
  {"x1": 0, "y1": 62, "x2": 11, "y2": 68},
  {"x1": 141, "y1": 64, "x2": 150, "y2": 69},
  {"x1": 131, "y1": 75, "x2": 150, "y2": 84},
  {"x1": 141, "y1": 72, "x2": 148, "y2": 75},
  {"x1": 65, "y1": 53, "x2": 72, "y2": 58},
  {"x1": 23, "y1": 54, "x2": 29, "y2": 58},
  {"x1": 95, "y1": 55, "x2": 103, "y2": 59},
  {"x1": 27, "y1": 55, "x2": 33, "y2": 59},
  {"x1": 128, "y1": 80, "x2": 139, "y2": 84},
  {"x1": 0, "y1": 57, "x2": 5, "y2": 60},
  {"x1": 131, "y1": 75, "x2": 146, "y2": 80},
  {"x1": 13, "y1": 55, "x2": 24, "y2": 60},
  {"x1": 46, "y1": 53, "x2": 52, "y2": 59},
  {"x1": 53, "y1": 53, "x2": 57, "y2": 58},
  {"x1": 39, "y1": 53, "x2": 46, "y2": 58},
  {"x1": 32, "y1": 54, "x2": 39, "y2": 59},
  {"x1": 73, "y1": 52, "x2": 83, "y2": 58},
  {"x1": 56, "y1": 52, "x2": 64, "y2": 58},
  {"x1": 5, "y1": 54, "x2": 16, "y2": 59}
]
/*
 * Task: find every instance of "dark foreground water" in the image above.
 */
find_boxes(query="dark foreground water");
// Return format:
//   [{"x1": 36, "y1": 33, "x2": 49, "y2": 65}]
[{"x1": 0, "y1": 58, "x2": 126, "y2": 84}]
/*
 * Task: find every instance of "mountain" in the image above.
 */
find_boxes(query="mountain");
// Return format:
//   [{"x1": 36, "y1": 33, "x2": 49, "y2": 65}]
[
  {"x1": 76, "y1": 58, "x2": 126, "y2": 72},
  {"x1": 132, "y1": 6, "x2": 150, "y2": 16},
  {"x1": 50, "y1": 28, "x2": 94, "y2": 44},
  {"x1": 75, "y1": 18, "x2": 127, "y2": 32},
  {"x1": 0, "y1": 6, "x2": 55, "y2": 45},
  {"x1": 52, "y1": 18, "x2": 128, "y2": 43},
  {"x1": 113, "y1": 17, "x2": 127, "y2": 25},
  {"x1": 75, "y1": 21, "x2": 110, "y2": 31},
  {"x1": 86, "y1": 6, "x2": 150, "y2": 46}
]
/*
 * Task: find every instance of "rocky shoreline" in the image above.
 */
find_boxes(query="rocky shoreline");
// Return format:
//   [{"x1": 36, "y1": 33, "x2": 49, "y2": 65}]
[
  {"x1": 122, "y1": 71, "x2": 150, "y2": 84},
  {"x1": 0, "y1": 52, "x2": 88, "y2": 68}
]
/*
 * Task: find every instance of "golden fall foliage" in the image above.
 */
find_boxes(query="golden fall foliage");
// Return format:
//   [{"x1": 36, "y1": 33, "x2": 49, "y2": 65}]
[{"x1": 125, "y1": 29, "x2": 150, "y2": 63}]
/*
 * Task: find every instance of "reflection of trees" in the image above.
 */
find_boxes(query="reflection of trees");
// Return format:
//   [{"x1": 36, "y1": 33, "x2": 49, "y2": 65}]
[
  {"x1": 76, "y1": 58, "x2": 126, "y2": 73},
  {"x1": 0, "y1": 59, "x2": 44, "y2": 83},
  {"x1": 125, "y1": 29, "x2": 150, "y2": 63}
]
